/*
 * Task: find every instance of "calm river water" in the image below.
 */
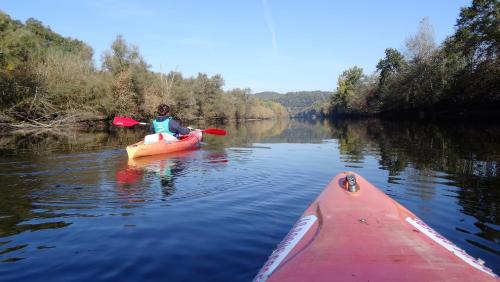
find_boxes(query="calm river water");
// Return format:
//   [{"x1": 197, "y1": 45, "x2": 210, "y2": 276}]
[{"x1": 0, "y1": 118, "x2": 498, "y2": 281}]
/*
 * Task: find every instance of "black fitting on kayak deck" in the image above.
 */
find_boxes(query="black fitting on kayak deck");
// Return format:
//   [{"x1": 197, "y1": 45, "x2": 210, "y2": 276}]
[{"x1": 345, "y1": 174, "x2": 359, "y2": 192}]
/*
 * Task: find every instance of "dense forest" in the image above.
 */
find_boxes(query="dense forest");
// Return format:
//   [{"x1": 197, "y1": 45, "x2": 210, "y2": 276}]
[
  {"x1": 0, "y1": 11, "x2": 287, "y2": 128},
  {"x1": 322, "y1": 0, "x2": 499, "y2": 118},
  {"x1": 254, "y1": 91, "x2": 331, "y2": 117}
]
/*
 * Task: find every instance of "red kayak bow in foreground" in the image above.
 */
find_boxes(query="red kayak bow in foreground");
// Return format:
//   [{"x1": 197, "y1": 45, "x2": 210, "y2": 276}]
[
  {"x1": 254, "y1": 172, "x2": 498, "y2": 282},
  {"x1": 112, "y1": 116, "x2": 226, "y2": 136}
]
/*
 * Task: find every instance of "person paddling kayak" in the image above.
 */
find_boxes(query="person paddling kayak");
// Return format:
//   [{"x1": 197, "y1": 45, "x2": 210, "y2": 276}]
[{"x1": 151, "y1": 104, "x2": 191, "y2": 139}]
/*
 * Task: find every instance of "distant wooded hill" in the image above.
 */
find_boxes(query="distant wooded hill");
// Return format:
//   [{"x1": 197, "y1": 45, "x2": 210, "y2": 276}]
[{"x1": 254, "y1": 91, "x2": 332, "y2": 117}]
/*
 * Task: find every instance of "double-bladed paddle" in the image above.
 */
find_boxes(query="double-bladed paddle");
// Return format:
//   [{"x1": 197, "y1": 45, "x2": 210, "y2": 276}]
[{"x1": 112, "y1": 116, "x2": 227, "y2": 136}]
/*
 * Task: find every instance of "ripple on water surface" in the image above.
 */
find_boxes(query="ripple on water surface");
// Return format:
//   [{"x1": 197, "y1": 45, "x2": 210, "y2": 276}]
[{"x1": 1, "y1": 119, "x2": 499, "y2": 280}]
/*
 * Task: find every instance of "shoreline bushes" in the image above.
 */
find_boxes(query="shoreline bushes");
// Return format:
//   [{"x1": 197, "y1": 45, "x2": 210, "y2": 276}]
[{"x1": 0, "y1": 12, "x2": 287, "y2": 127}]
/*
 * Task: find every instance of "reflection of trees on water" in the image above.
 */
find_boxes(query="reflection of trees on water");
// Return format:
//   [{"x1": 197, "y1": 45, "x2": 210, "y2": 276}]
[
  {"x1": 406, "y1": 167, "x2": 437, "y2": 201},
  {"x1": 0, "y1": 177, "x2": 70, "y2": 239},
  {"x1": 261, "y1": 119, "x2": 332, "y2": 143},
  {"x1": 205, "y1": 117, "x2": 499, "y2": 229},
  {"x1": 327, "y1": 118, "x2": 500, "y2": 236},
  {"x1": 0, "y1": 154, "x2": 110, "y2": 260},
  {"x1": 326, "y1": 119, "x2": 378, "y2": 163},
  {"x1": 202, "y1": 119, "x2": 290, "y2": 149},
  {"x1": 0, "y1": 153, "x2": 110, "y2": 239},
  {"x1": 203, "y1": 118, "x2": 334, "y2": 148},
  {"x1": 1, "y1": 118, "x2": 498, "y2": 259},
  {"x1": 0, "y1": 127, "x2": 149, "y2": 155},
  {"x1": 203, "y1": 117, "x2": 498, "y2": 231}
]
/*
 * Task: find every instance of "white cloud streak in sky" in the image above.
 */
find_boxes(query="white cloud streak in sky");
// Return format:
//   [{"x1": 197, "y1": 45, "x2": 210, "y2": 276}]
[{"x1": 262, "y1": 0, "x2": 277, "y2": 51}]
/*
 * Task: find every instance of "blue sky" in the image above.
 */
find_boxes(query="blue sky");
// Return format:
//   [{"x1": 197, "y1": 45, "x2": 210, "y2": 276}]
[{"x1": 2, "y1": 0, "x2": 470, "y2": 93}]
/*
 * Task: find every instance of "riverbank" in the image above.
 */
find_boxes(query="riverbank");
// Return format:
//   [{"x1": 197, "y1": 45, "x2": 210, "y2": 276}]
[
  {"x1": 0, "y1": 11, "x2": 288, "y2": 129},
  {"x1": 0, "y1": 114, "x2": 284, "y2": 135}
]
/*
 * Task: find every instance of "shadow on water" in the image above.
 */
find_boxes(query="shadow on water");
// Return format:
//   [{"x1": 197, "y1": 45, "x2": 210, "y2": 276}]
[{"x1": 0, "y1": 117, "x2": 499, "y2": 278}]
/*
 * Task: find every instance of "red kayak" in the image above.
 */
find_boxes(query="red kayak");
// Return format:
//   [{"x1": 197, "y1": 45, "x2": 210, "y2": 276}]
[
  {"x1": 254, "y1": 172, "x2": 498, "y2": 282},
  {"x1": 126, "y1": 131, "x2": 202, "y2": 159}
]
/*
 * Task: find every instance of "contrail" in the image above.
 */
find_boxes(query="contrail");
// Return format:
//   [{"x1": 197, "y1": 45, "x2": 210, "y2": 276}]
[{"x1": 262, "y1": 0, "x2": 277, "y2": 51}]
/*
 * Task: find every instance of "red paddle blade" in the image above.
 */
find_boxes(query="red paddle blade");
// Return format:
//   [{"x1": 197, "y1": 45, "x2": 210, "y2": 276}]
[
  {"x1": 113, "y1": 116, "x2": 140, "y2": 127},
  {"x1": 201, "y1": 128, "x2": 226, "y2": 135}
]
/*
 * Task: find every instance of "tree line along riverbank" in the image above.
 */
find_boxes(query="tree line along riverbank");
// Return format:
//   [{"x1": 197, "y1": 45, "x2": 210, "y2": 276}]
[
  {"x1": 318, "y1": 0, "x2": 499, "y2": 119},
  {"x1": 1, "y1": 0, "x2": 498, "y2": 128},
  {"x1": 255, "y1": 1, "x2": 498, "y2": 120},
  {"x1": 0, "y1": 11, "x2": 288, "y2": 129}
]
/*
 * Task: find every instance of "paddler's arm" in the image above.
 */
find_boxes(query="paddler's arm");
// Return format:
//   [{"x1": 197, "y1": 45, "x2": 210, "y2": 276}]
[{"x1": 169, "y1": 119, "x2": 190, "y2": 135}]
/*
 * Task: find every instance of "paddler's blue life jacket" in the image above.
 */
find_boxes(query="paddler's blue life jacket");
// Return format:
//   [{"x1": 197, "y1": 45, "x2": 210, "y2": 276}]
[{"x1": 153, "y1": 117, "x2": 174, "y2": 136}]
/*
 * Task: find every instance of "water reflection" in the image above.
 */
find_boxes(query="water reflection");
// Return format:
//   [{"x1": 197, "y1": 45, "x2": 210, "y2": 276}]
[
  {"x1": 328, "y1": 118, "x2": 499, "y2": 262},
  {"x1": 0, "y1": 118, "x2": 499, "y2": 277},
  {"x1": 328, "y1": 119, "x2": 499, "y2": 223},
  {"x1": 123, "y1": 151, "x2": 196, "y2": 198},
  {"x1": 196, "y1": 119, "x2": 496, "y2": 253},
  {"x1": 0, "y1": 127, "x2": 149, "y2": 155},
  {"x1": 1, "y1": 119, "x2": 499, "y2": 231}
]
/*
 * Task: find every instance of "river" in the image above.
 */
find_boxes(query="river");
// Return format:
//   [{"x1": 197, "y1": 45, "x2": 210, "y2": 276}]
[{"x1": 0, "y1": 118, "x2": 498, "y2": 281}]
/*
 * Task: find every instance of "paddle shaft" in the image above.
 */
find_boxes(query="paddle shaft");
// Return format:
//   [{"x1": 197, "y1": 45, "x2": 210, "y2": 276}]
[{"x1": 113, "y1": 116, "x2": 226, "y2": 135}]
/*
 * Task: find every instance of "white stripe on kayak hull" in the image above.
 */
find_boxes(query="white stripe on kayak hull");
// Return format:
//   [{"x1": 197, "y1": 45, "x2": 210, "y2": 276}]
[
  {"x1": 253, "y1": 215, "x2": 317, "y2": 282},
  {"x1": 406, "y1": 217, "x2": 497, "y2": 278}
]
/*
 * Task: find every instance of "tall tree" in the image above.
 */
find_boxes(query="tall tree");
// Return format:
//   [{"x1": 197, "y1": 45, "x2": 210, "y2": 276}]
[
  {"x1": 102, "y1": 35, "x2": 149, "y2": 75},
  {"x1": 331, "y1": 66, "x2": 364, "y2": 113},
  {"x1": 446, "y1": 0, "x2": 499, "y2": 67},
  {"x1": 444, "y1": 0, "x2": 500, "y2": 104},
  {"x1": 376, "y1": 48, "x2": 405, "y2": 89},
  {"x1": 405, "y1": 17, "x2": 437, "y2": 62},
  {"x1": 101, "y1": 36, "x2": 151, "y2": 116}
]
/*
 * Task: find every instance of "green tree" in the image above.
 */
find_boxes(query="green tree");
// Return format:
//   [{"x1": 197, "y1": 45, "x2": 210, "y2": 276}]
[
  {"x1": 446, "y1": 0, "x2": 499, "y2": 67},
  {"x1": 379, "y1": 18, "x2": 442, "y2": 111},
  {"x1": 101, "y1": 35, "x2": 151, "y2": 117},
  {"x1": 443, "y1": 0, "x2": 500, "y2": 105},
  {"x1": 376, "y1": 48, "x2": 405, "y2": 90},
  {"x1": 102, "y1": 35, "x2": 149, "y2": 75},
  {"x1": 193, "y1": 73, "x2": 224, "y2": 119},
  {"x1": 331, "y1": 66, "x2": 364, "y2": 113}
]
